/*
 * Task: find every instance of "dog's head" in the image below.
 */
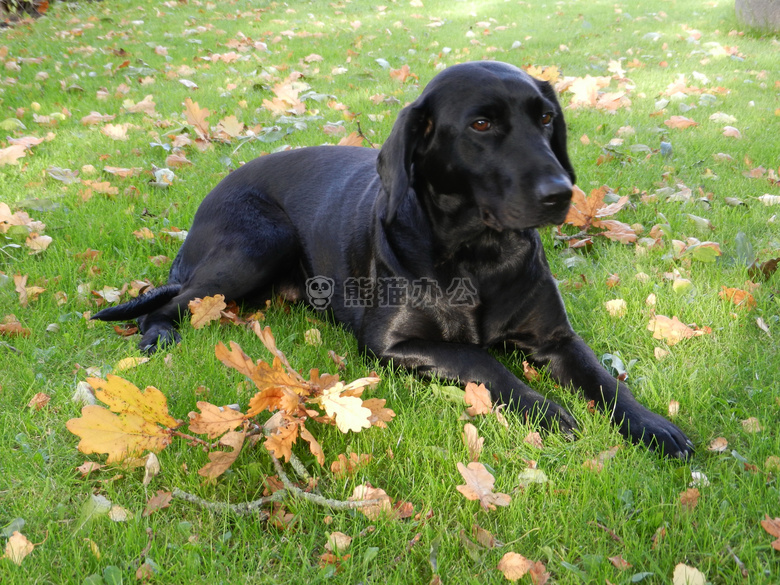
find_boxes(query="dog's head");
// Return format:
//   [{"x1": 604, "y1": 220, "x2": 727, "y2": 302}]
[{"x1": 377, "y1": 61, "x2": 576, "y2": 232}]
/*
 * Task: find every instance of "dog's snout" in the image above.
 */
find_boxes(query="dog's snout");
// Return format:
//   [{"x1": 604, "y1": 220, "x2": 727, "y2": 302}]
[{"x1": 537, "y1": 176, "x2": 573, "y2": 207}]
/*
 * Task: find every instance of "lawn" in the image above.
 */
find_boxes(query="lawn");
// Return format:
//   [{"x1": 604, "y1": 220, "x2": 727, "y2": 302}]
[{"x1": 1, "y1": 0, "x2": 779, "y2": 583}]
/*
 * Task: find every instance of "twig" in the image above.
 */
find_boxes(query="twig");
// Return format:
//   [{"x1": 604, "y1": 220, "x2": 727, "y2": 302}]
[
  {"x1": 553, "y1": 230, "x2": 590, "y2": 242},
  {"x1": 133, "y1": 527, "x2": 154, "y2": 569},
  {"x1": 725, "y1": 544, "x2": 748, "y2": 578},
  {"x1": 1, "y1": 341, "x2": 21, "y2": 354},
  {"x1": 171, "y1": 430, "x2": 214, "y2": 449},
  {"x1": 587, "y1": 520, "x2": 623, "y2": 544},
  {"x1": 172, "y1": 487, "x2": 278, "y2": 518},
  {"x1": 288, "y1": 452, "x2": 313, "y2": 483}
]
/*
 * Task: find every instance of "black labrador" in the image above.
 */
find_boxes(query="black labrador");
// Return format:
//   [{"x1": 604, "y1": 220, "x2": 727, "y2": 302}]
[{"x1": 94, "y1": 61, "x2": 693, "y2": 458}]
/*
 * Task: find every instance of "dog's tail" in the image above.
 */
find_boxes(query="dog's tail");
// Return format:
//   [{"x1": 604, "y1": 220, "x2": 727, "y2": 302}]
[{"x1": 91, "y1": 284, "x2": 182, "y2": 321}]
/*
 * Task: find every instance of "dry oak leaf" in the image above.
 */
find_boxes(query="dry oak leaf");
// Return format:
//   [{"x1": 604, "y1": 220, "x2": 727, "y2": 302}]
[
  {"x1": 86, "y1": 375, "x2": 180, "y2": 428},
  {"x1": 198, "y1": 430, "x2": 246, "y2": 479},
  {"x1": 464, "y1": 382, "x2": 492, "y2": 416},
  {"x1": 741, "y1": 417, "x2": 762, "y2": 433},
  {"x1": 708, "y1": 437, "x2": 728, "y2": 452},
  {"x1": 456, "y1": 462, "x2": 511, "y2": 510},
  {"x1": 463, "y1": 423, "x2": 484, "y2": 461},
  {"x1": 316, "y1": 382, "x2": 372, "y2": 433},
  {"x1": 3, "y1": 531, "x2": 34, "y2": 565},
  {"x1": 0, "y1": 314, "x2": 30, "y2": 337},
  {"x1": 184, "y1": 98, "x2": 211, "y2": 140},
  {"x1": 264, "y1": 418, "x2": 299, "y2": 462},
  {"x1": 27, "y1": 392, "x2": 51, "y2": 410},
  {"x1": 361, "y1": 397, "x2": 396, "y2": 427},
  {"x1": 326, "y1": 531, "x2": 352, "y2": 553},
  {"x1": 760, "y1": 515, "x2": 780, "y2": 551},
  {"x1": 189, "y1": 294, "x2": 227, "y2": 329},
  {"x1": 299, "y1": 424, "x2": 325, "y2": 466},
  {"x1": 523, "y1": 431, "x2": 544, "y2": 450},
  {"x1": 609, "y1": 555, "x2": 632, "y2": 570},
  {"x1": 66, "y1": 405, "x2": 173, "y2": 463},
  {"x1": 25, "y1": 232, "x2": 52, "y2": 254},
  {"x1": 349, "y1": 483, "x2": 393, "y2": 519},
  {"x1": 647, "y1": 315, "x2": 709, "y2": 346},
  {"x1": 142, "y1": 490, "x2": 172, "y2": 517},
  {"x1": 188, "y1": 401, "x2": 246, "y2": 439},
  {"x1": 338, "y1": 131, "x2": 365, "y2": 147},
  {"x1": 680, "y1": 488, "x2": 700, "y2": 510},
  {"x1": 497, "y1": 552, "x2": 533, "y2": 581}
]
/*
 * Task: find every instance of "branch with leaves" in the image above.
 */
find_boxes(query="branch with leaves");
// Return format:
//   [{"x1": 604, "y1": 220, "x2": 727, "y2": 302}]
[{"x1": 66, "y1": 323, "x2": 395, "y2": 516}]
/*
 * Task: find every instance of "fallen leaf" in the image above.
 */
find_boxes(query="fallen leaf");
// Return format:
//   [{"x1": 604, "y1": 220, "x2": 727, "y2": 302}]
[
  {"x1": 189, "y1": 294, "x2": 227, "y2": 329},
  {"x1": 664, "y1": 116, "x2": 698, "y2": 129},
  {"x1": 264, "y1": 418, "x2": 299, "y2": 461},
  {"x1": 680, "y1": 488, "x2": 700, "y2": 510},
  {"x1": 605, "y1": 299, "x2": 627, "y2": 317},
  {"x1": 183, "y1": 98, "x2": 210, "y2": 140},
  {"x1": 456, "y1": 461, "x2": 511, "y2": 510},
  {"x1": 523, "y1": 431, "x2": 543, "y2": 450},
  {"x1": 3, "y1": 531, "x2": 34, "y2": 565},
  {"x1": 349, "y1": 483, "x2": 393, "y2": 519},
  {"x1": 299, "y1": 424, "x2": 325, "y2": 466},
  {"x1": 708, "y1": 437, "x2": 728, "y2": 452},
  {"x1": 463, "y1": 423, "x2": 484, "y2": 461},
  {"x1": 647, "y1": 315, "x2": 710, "y2": 345},
  {"x1": 325, "y1": 531, "x2": 352, "y2": 553},
  {"x1": 609, "y1": 555, "x2": 632, "y2": 570},
  {"x1": 188, "y1": 401, "x2": 246, "y2": 439},
  {"x1": 198, "y1": 430, "x2": 246, "y2": 479},
  {"x1": 464, "y1": 382, "x2": 492, "y2": 416},
  {"x1": 497, "y1": 552, "x2": 533, "y2": 581},
  {"x1": 741, "y1": 417, "x2": 761, "y2": 433},
  {"x1": 143, "y1": 452, "x2": 161, "y2": 486},
  {"x1": 27, "y1": 392, "x2": 51, "y2": 410},
  {"x1": 142, "y1": 490, "x2": 172, "y2": 517},
  {"x1": 317, "y1": 383, "x2": 372, "y2": 433},
  {"x1": 86, "y1": 375, "x2": 179, "y2": 428},
  {"x1": 719, "y1": 287, "x2": 756, "y2": 310},
  {"x1": 0, "y1": 144, "x2": 27, "y2": 166},
  {"x1": 673, "y1": 563, "x2": 706, "y2": 585}
]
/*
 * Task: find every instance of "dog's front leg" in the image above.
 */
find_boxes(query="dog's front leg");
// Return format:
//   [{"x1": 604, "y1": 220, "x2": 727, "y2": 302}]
[
  {"x1": 379, "y1": 339, "x2": 578, "y2": 434},
  {"x1": 537, "y1": 335, "x2": 694, "y2": 458}
]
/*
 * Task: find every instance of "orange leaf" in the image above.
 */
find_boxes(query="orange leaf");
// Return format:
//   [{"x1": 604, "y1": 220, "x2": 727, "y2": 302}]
[
  {"x1": 0, "y1": 314, "x2": 31, "y2": 337},
  {"x1": 197, "y1": 430, "x2": 246, "y2": 479},
  {"x1": 264, "y1": 418, "x2": 299, "y2": 461},
  {"x1": 680, "y1": 487, "x2": 700, "y2": 510},
  {"x1": 338, "y1": 131, "x2": 365, "y2": 147},
  {"x1": 189, "y1": 294, "x2": 227, "y2": 329},
  {"x1": 464, "y1": 382, "x2": 492, "y2": 416},
  {"x1": 299, "y1": 425, "x2": 325, "y2": 466},
  {"x1": 719, "y1": 287, "x2": 756, "y2": 310},
  {"x1": 331, "y1": 452, "x2": 373, "y2": 478},
  {"x1": 761, "y1": 515, "x2": 780, "y2": 539},
  {"x1": 361, "y1": 397, "x2": 395, "y2": 427},
  {"x1": 456, "y1": 462, "x2": 511, "y2": 510},
  {"x1": 183, "y1": 97, "x2": 211, "y2": 140},
  {"x1": 188, "y1": 401, "x2": 246, "y2": 439}
]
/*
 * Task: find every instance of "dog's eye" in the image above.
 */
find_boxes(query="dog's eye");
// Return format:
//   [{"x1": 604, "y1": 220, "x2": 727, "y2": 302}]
[
  {"x1": 541, "y1": 112, "x2": 553, "y2": 126},
  {"x1": 471, "y1": 119, "x2": 492, "y2": 132}
]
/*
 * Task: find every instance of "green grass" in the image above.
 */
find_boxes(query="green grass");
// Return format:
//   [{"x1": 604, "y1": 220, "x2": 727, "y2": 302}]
[{"x1": 1, "y1": 0, "x2": 779, "y2": 583}]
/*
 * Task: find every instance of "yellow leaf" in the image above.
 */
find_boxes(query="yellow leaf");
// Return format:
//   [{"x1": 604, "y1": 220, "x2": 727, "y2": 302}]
[
  {"x1": 183, "y1": 97, "x2": 210, "y2": 140},
  {"x1": 647, "y1": 315, "x2": 709, "y2": 345},
  {"x1": 87, "y1": 375, "x2": 179, "y2": 428},
  {"x1": 464, "y1": 382, "x2": 492, "y2": 416},
  {"x1": 456, "y1": 462, "x2": 511, "y2": 510},
  {"x1": 3, "y1": 531, "x2": 34, "y2": 565},
  {"x1": 189, "y1": 294, "x2": 227, "y2": 329},
  {"x1": 114, "y1": 356, "x2": 150, "y2": 372},
  {"x1": 188, "y1": 401, "x2": 246, "y2": 439},
  {"x1": 317, "y1": 383, "x2": 372, "y2": 433},
  {"x1": 66, "y1": 405, "x2": 172, "y2": 463},
  {"x1": 198, "y1": 430, "x2": 246, "y2": 479},
  {"x1": 673, "y1": 563, "x2": 706, "y2": 585}
]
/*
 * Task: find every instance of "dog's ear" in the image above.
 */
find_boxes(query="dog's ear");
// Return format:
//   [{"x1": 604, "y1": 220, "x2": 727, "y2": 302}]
[
  {"x1": 376, "y1": 103, "x2": 428, "y2": 225},
  {"x1": 535, "y1": 79, "x2": 576, "y2": 185}
]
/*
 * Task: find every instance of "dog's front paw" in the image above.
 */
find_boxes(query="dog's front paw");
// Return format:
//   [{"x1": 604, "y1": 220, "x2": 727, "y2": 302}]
[
  {"x1": 139, "y1": 327, "x2": 181, "y2": 355},
  {"x1": 532, "y1": 400, "x2": 578, "y2": 439},
  {"x1": 625, "y1": 410, "x2": 694, "y2": 459}
]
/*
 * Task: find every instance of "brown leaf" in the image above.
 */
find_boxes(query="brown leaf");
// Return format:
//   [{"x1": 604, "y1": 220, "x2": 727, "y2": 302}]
[
  {"x1": 197, "y1": 430, "x2": 246, "y2": 479},
  {"x1": 680, "y1": 487, "x2": 700, "y2": 510},
  {"x1": 0, "y1": 314, "x2": 31, "y2": 337},
  {"x1": 708, "y1": 437, "x2": 728, "y2": 452},
  {"x1": 598, "y1": 220, "x2": 637, "y2": 244},
  {"x1": 189, "y1": 294, "x2": 227, "y2": 329},
  {"x1": 361, "y1": 397, "x2": 395, "y2": 427},
  {"x1": 741, "y1": 417, "x2": 762, "y2": 433},
  {"x1": 472, "y1": 524, "x2": 498, "y2": 548},
  {"x1": 463, "y1": 423, "x2": 484, "y2": 461},
  {"x1": 389, "y1": 64, "x2": 416, "y2": 83},
  {"x1": 497, "y1": 552, "x2": 533, "y2": 581},
  {"x1": 609, "y1": 555, "x2": 632, "y2": 570},
  {"x1": 0, "y1": 144, "x2": 27, "y2": 166},
  {"x1": 456, "y1": 462, "x2": 511, "y2": 510},
  {"x1": 264, "y1": 418, "x2": 299, "y2": 461},
  {"x1": 761, "y1": 515, "x2": 780, "y2": 539},
  {"x1": 142, "y1": 490, "x2": 172, "y2": 517},
  {"x1": 27, "y1": 392, "x2": 51, "y2": 410},
  {"x1": 330, "y1": 452, "x2": 373, "y2": 478},
  {"x1": 188, "y1": 401, "x2": 246, "y2": 439},
  {"x1": 464, "y1": 382, "x2": 492, "y2": 416},
  {"x1": 523, "y1": 431, "x2": 544, "y2": 450},
  {"x1": 338, "y1": 131, "x2": 365, "y2": 147}
]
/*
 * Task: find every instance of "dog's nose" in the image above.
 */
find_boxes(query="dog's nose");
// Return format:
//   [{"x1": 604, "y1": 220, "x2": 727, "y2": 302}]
[{"x1": 537, "y1": 176, "x2": 573, "y2": 207}]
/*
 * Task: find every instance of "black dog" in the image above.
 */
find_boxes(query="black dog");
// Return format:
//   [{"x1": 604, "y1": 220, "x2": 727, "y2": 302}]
[{"x1": 94, "y1": 61, "x2": 693, "y2": 458}]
